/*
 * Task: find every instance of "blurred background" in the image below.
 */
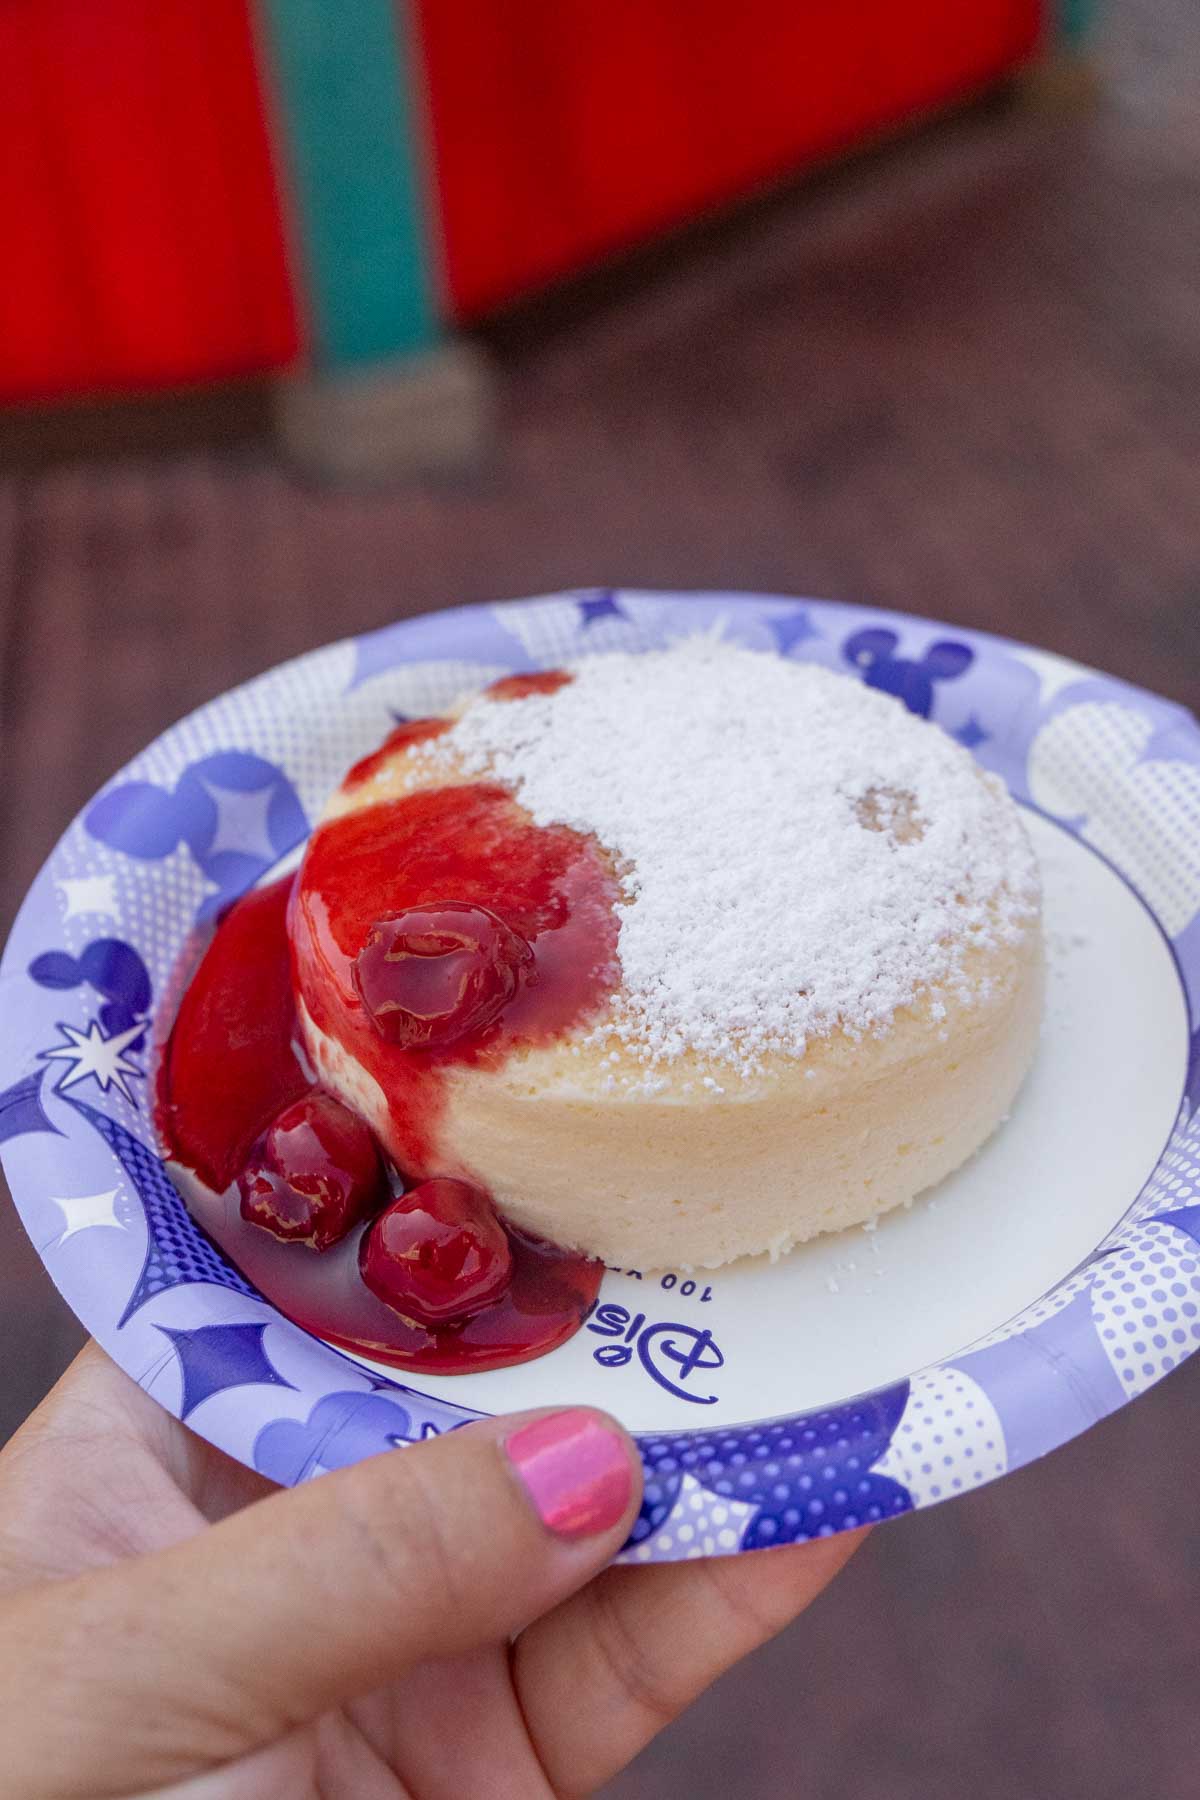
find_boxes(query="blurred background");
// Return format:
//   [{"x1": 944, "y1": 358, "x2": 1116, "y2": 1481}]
[{"x1": 2, "y1": 1, "x2": 1199, "y2": 1794}]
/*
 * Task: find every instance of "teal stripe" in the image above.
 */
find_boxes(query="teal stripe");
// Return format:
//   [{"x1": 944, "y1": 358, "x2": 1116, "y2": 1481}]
[
  {"x1": 259, "y1": 0, "x2": 438, "y2": 367},
  {"x1": 1059, "y1": 0, "x2": 1099, "y2": 42}
]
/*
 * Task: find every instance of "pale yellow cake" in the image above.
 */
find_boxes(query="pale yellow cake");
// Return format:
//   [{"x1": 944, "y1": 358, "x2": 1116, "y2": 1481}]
[{"x1": 300, "y1": 641, "x2": 1043, "y2": 1270}]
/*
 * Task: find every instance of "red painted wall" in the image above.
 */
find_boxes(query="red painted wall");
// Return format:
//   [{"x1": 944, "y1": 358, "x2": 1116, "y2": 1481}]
[
  {"x1": 0, "y1": 2, "x2": 1043, "y2": 401},
  {"x1": 0, "y1": 1, "x2": 299, "y2": 402},
  {"x1": 417, "y1": 0, "x2": 1045, "y2": 319}
]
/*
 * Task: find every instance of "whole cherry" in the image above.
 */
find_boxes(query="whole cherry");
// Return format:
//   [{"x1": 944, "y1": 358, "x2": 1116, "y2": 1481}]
[
  {"x1": 353, "y1": 902, "x2": 533, "y2": 1051},
  {"x1": 238, "y1": 1092, "x2": 387, "y2": 1250},
  {"x1": 360, "y1": 1177, "x2": 513, "y2": 1327}
]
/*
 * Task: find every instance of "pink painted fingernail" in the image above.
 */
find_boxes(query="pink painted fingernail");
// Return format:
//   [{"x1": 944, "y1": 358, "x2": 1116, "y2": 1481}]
[{"x1": 505, "y1": 1409, "x2": 634, "y2": 1540}]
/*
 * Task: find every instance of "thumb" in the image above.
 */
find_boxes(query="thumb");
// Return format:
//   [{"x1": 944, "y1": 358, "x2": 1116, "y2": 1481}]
[{"x1": 0, "y1": 1407, "x2": 641, "y2": 1796}]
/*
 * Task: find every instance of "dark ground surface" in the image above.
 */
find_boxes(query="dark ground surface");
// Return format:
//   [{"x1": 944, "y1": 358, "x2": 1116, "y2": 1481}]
[{"x1": 2, "y1": 4, "x2": 1199, "y2": 1795}]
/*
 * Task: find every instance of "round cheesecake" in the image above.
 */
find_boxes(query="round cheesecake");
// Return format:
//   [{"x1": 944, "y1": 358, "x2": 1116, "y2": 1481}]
[{"x1": 290, "y1": 641, "x2": 1043, "y2": 1270}]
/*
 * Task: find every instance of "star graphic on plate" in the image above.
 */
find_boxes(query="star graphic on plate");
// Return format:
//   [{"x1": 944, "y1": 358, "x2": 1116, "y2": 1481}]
[
  {"x1": 577, "y1": 592, "x2": 627, "y2": 627},
  {"x1": 48, "y1": 1187, "x2": 125, "y2": 1245},
  {"x1": 198, "y1": 779, "x2": 280, "y2": 865},
  {"x1": 157, "y1": 1322, "x2": 296, "y2": 1420},
  {"x1": 954, "y1": 715, "x2": 990, "y2": 750},
  {"x1": 40, "y1": 1018, "x2": 145, "y2": 1106},
  {"x1": 768, "y1": 609, "x2": 819, "y2": 656},
  {"x1": 57, "y1": 874, "x2": 119, "y2": 921}
]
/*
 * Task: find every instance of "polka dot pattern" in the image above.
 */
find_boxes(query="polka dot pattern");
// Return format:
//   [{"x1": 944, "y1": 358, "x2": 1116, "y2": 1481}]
[
  {"x1": 873, "y1": 1368, "x2": 1006, "y2": 1506},
  {"x1": 1089, "y1": 1216, "x2": 1200, "y2": 1398},
  {"x1": 629, "y1": 1474, "x2": 759, "y2": 1561},
  {"x1": 1028, "y1": 700, "x2": 1200, "y2": 936},
  {"x1": 630, "y1": 1385, "x2": 914, "y2": 1551},
  {"x1": 1127, "y1": 1103, "x2": 1200, "y2": 1227},
  {"x1": 964, "y1": 1103, "x2": 1200, "y2": 1361}
]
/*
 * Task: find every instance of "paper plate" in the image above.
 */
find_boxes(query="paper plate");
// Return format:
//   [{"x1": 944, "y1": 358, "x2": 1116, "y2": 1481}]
[{"x1": 3, "y1": 591, "x2": 1199, "y2": 1563}]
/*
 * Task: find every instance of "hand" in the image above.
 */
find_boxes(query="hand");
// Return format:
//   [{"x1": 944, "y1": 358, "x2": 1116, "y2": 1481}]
[{"x1": 0, "y1": 1345, "x2": 860, "y2": 1798}]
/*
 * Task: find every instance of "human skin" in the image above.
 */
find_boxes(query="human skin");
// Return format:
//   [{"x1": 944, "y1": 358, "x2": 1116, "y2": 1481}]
[{"x1": 0, "y1": 1345, "x2": 860, "y2": 1798}]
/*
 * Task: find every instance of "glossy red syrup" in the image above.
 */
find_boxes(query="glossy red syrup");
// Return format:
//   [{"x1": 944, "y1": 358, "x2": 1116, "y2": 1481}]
[
  {"x1": 486, "y1": 669, "x2": 572, "y2": 700},
  {"x1": 361, "y1": 1178, "x2": 513, "y2": 1327},
  {"x1": 182, "y1": 1159, "x2": 599, "y2": 1373},
  {"x1": 343, "y1": 717, "x2": 449, "y2": 790},
  {"x1": 239, "y1": 1093, "x2": 386, "y2": 1250},
  {"x1": 161, "y1": 879, "x2": 309, "y2": 1193},
  {"x1": 354, "y1": 903, "x2": 533, "y2": 1049},
  {"x1": 291, "y1": 781, "x2": 620, "y2": 1172},
  {"x1": 158, "y1": 774, "x2": 617, "y2": 1375}
]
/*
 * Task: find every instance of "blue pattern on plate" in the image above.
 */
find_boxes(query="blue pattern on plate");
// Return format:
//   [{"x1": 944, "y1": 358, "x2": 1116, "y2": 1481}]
[
  {"x1": 576, "y1": 589, "x2": 628, "y2": 628},
  {"x1": 634, "y1": 1385, "x2": 912, "y2": 1548},
  {"x1": 842, "y1": 627, "x2": 974, "y2": 719},
  {"x1": 3, "y1": 591, "x2": 1199, "y2": 1563},
  {"x1": 29, "y1": 937, "x2": 152, "y2": 1043},
  {"x1": 254, "y1": 1391, "x2": 421, "y2": 1483},
  {"x1": 0, "y1": 1072, "x2": 63, "y2": 1146},
  {"x1": 59, "y1": 1091, "x2": 259, "y2": 1325},
  {"x1": 85, "y1": 749, "x2": 308, "y2": 920},
  {"x1": 158, "y1": 1322, "x2": 295, "y2": 1419}
]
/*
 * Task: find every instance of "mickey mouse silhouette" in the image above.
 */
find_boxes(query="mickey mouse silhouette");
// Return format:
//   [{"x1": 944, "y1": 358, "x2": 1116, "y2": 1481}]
[
  {"x1": 85, "y1": 750, "x2": 308, "y2": 917},
  {"x1": 1028, "y1": 698, "x2": 1200, "y2": 939},
  {"x1": 842, "y1": 628, "x2": 974, "y2": 719},
  {"x1": 29, "y1": 938, "x2": 152, "y2": 1050},
  {"x1": 254, "y1": 1391, "x2": 423, "y2": 1485}
]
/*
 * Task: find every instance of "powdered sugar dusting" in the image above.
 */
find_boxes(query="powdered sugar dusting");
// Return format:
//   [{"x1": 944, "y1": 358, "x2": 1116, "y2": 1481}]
[{"x1": 430, "y1": 641, "x2": 1040, "y2": 1074}]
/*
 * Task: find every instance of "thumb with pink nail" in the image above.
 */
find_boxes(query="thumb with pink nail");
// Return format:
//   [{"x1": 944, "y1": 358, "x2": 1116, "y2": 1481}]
[{"x1": 0, "y1": 1345, "x2": 861, "y2": 1797}]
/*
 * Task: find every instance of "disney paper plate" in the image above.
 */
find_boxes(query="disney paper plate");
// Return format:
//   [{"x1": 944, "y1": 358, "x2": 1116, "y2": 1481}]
[{"x1": 3, "y1": 592, "x2": 1199, "y2": 1564}]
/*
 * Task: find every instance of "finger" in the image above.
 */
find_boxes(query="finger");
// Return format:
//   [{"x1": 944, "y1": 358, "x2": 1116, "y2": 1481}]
[
  {"x1": 0, "y1": 1346, "x2": 272, "y2": 1595},
  {"x1": 515, "y1": 1529, "x2": 865, "y2": 1796},
  {"x1": 0, "y1": 1406, "x2": 641, "y2": 1797},
  {"x1": 0, "y1": 1342, "x2": 178, "y2": 1479},
  {"x1": 54, "y1": 1343, "x2": 278, "y2": 1520},
  {"x1": 0, "y1": 1345, "x2": 205, "y2": 1592}
]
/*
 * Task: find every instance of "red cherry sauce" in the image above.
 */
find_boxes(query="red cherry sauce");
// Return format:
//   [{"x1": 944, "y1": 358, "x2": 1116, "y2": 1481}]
[
  {"x1": 291, "y1": 781, "x2": 620, "y2": 1172},
  {"x1": 161, "y1": 879, "x2": 309, "y2": 1193},
  {"x1": 158, "y1": 778, "x2": 617, "y2": 1375},
  {"x1": 342, "y1": 717, "x2": 449, "y2": 791},
  {"x1": 486, "y1": 669, "x2": 573, "y2": 701}
]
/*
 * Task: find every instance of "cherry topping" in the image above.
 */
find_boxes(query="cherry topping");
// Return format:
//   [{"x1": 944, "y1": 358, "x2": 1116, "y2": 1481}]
[
  {"x1": 486, "y1": 670, "x2": 573, "y2": 701},
  {"x1": 238, "y1": 1093, "x2": 387, "y2": 1250},
  {"x1": 360, "y1": 1178, "x2": 514, "y2": 1326},
  {"x1": 343, "y1": 718, "x2": 449, "y2": 790},
  {"x1": 352, "y1": 903, "x2": 533, "y2": 1050}
]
